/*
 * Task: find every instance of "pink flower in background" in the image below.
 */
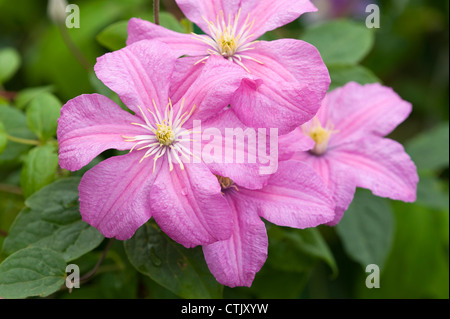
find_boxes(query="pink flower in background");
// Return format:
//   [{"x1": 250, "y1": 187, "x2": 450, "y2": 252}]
[
  {"x1": 305, "y1": 0, "x2": 377, "y2": 23},
  {"x1": 282, "y1": 82, "x2": 419, "y2": 225},
  {"x1": 127, "y1": 0, "x2": 330, "y2": 134},
  {"x1": 203, "y1": 159, "x2": 335, "y2": 287},
  {"x1": 57, "y1": 40, "x2": 253, "y2": 247}
]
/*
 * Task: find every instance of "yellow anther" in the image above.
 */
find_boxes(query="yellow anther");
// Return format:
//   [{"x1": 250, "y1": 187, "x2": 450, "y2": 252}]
[
  {"x1": 216, "y1": 175, "x2": 239, "y2": 193},
  {"x1": 155, "y1": 122, "x2": 175, "y2": 146},
  {"x1": 303, "y1": 117, "x2": 337, "y2": 155}
]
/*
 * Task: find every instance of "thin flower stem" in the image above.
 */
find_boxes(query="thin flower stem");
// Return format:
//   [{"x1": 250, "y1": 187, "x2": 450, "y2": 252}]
[
  {"x1": 154, "y1": 0, "x2": 160, "y2": 25},
  {"x1": 80, "y1": 238, "x2": 115, "y2": 283},
  {"x1": 57, "y1": 23, "x2": 92, "y2": 71},
  {"x1": 6, "y1": 134, "x2": 40, "y2": 146},
  {"x1": 0, "y1": 184, "x2": 23, "y2": 196}
]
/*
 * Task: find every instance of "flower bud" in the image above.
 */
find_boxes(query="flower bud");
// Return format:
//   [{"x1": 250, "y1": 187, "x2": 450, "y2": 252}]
[{"x1": 47, "y1": 0, "x2": 68, "y2": 24}]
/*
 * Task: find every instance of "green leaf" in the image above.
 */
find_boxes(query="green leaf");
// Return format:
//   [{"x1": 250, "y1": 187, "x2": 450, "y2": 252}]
[
  {"x1": 96, "y1": 20, "x2": 129, "y2": 51},
  {"x1": 0, "y1": 190, "x2": 23, "y2": 259},
  {"x1": 0, "y1": 122, "x2": 6, "y2": 155},
  {"x1": 20, "y1": 144, "x2": 59, "y2": 198},
  {"x1": 267, "y1": 226, "x2": 337, "y2": 276},
  {"x1": 0, "y1": 47, "x2": 21, "y2": 84},
  {"x1": 328, "y1": 65, "x2": 381, "y2": 91},
  {"x1": 124, "y1": 222, "x2": 223, "y2": 299},
  {"x1": 246, "y1": 266, "x2": 310, "y2": 299},
  {"x1": 416, "y1": 173, "x2": 449, "y2": 210},
  {"x1": 14, "y1": 86, "x2": 54, "y2": 110},
  {"x1": 159, "y1": 12, "x2": 185, "y2": 33},
  {"x1": 0, "y1": 105, "x2": 35, "y2": 169},
  {"x1": 406, "y1": 123, "x2": 449, "y2": 172},
  {"x1": 97, "y1": 13, "x2": 185, "y2": 52},
  {"x1": 180, "y1": 18, "x2": 194, "y2": 34},
  {"x1": 0, "y1": 247, "x2": 66, "y2": 299},
  {"x1": 301, "y1": 19, "x2": 375, "y2": 66},
  {"x1": 26, "y1": 0, "x2": 127, "y2": 99},
  {"x1": 357, "y1": 202, "x2": 449, "y2": 298},
  {"x1": 142, "y1": 276, "x2": 180, "y2": 299},
  {"x1": 26, "y1": 93, "x2": 61, "y2": 142},
  {"x1": 3, "y1": 178, "x2": 104, "y2": 262},
  {"x1": 99, "y1": 243, "x2": 139, "y2": 299},
  {"x1": 336, "y1": 190, "x2": 395, "y2": 270},
  {"x1": 234, "y1": 226, "x2": 338, "y2": 299}
]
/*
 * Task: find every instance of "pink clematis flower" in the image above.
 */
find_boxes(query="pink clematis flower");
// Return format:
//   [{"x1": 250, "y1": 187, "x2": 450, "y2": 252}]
[
  {"x1": 127, "y1": 0, "x2": 330, "y2": 134},
  {"x1": 202, "y1": 157, "x2": 335, "y2": 287},
  {"x1": 57, "y1": 40, "x2": 255, "y2": 247},
  {"x1": 282, "y1": 82, "x2": 419, "y2": 225}
]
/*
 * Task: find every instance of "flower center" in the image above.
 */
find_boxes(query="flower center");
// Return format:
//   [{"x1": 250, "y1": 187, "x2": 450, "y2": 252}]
[
  {"x1": 122, "y1": 99, "x2": 197, "y2": 172},
  {"x1": 302, "y1": 117, "x2": 337, "y2": 156},
  {"x1": 219, "y1": 37, "x2": 237, "y2": 58},
  {"x1": 155, "y1": 122, "x2": 175, "y2": 146},
  {"x1": 216, "y1": 175, "x2": 239, "y2": 193},
  {"x1": 191, "y1": 9, "x2": 263, "y2": 72}
]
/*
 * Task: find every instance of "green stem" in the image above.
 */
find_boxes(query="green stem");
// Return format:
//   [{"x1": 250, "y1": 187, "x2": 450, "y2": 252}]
[
  {"x1": 154, "y1": 0, "x2": 160, "y2": 25},
  {"x1": 7, "y1": 134, "x2": 40, "y2": 146},
  {"x1": 80, "y1": 239, "x2": 115, "y2": 283},
  {"x1": 57, "y1": 23, "x2": 92, "y2": 71}
]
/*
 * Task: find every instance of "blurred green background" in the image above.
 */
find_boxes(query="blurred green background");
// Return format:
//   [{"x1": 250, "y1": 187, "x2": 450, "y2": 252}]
[{"x1": 0, "y1": 0, "x2": 448, "y2": 299}]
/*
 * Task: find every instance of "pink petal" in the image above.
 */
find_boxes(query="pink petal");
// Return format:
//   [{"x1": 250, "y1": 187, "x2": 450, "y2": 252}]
[
  {"x1": 57, "y1": 94, "x2": 143, "y2": 171},
  {"x1": 323, "y1": 82, "x2": 413, "y2": 146},
  {"x1": 170, "y1": 55, "x2": 249, "y2": 127},
  {"x1": 94, "y1": 40, "x2": 177, "y2": 119},
  {"x1": 175, "y1": 0, "x2": 241, "y2": 34},
  {"x1": 237, "y1": 161, "x2": 336, "y2": 228},
  {"x1": 168, "y1": 57, "x2": 204, "y2": 106},
  {"x1": 150, "y1": 159, "x2": 233, "y2": 248},
  {"x1": 200, "y1": 108, "x2": 271, "y2": 190},
  {"x1": 127, "y1": 18, "x2": 209, "y2": 56},
  {"x1": 291, "y1": 151, "x2": 357, "y2": 225},
  {"x1": 203, "y1": 192, "x2": 268, "y2": 288},
  {"x1": 238, "y1": 0, "x2": 317, "y2": 39},
  {"x1": 79, "y1": 151, "x2": 159, "y2": 240},
  {"x1": 278, "y1": 127, "x2": 315, "y2": 161},
  {"x1": 232, "y1": 40, "x2": 330, "y2": 134},
  {"x1": 175, "y1": 0, "x2": 316, "y2": 40},
  {"x1": 333, "y1": 137, "x2": 418, "y2": 203}
]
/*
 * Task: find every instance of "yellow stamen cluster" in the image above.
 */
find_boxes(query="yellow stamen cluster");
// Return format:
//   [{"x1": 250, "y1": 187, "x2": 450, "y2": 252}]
[
  {"x1": 191, "y1": 9, "x2": 263, "y2": 72},
  {"x1": 219, "y1": 37, "x2": 237, "y2": 58},
  {"x1": 303, "y1": 117, "x2": 337, "y2": 155},
  {"x1": 122, "y1": 98, "x2": 197, "y2": 173},
  {"x1": 155, "y1": 122, "x2": 175, "y2": 146}
]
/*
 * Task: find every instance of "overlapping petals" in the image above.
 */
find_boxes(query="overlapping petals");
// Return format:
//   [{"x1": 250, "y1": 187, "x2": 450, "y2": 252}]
[
  {"x1": 150, "y1": 159, "x2": 233, "y2": 248},
  {"x1": 95, "y1": 40, "x2": 177, "y2": 118},
  {"x1": 200, "y1": 109, "x2": 272, "y2": 190},
  {"x1": 56, "y1": 0, "x2": 419, "y2": 290},
  {"x1": 203, "y1": 194, "x2": 268, "y2": 288},
  {"x1": 231, "y1": 39, "x2": 330, "y2": 133},
  {"x1": 58, "y1": 40, "x2": 254, "y2": 247},
  {"x1": 203, "y1": 160, "x2": 335, "y2": 287},
  {"x1": 127, "y1": 0, "x2": 329, "y2": 134}
]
